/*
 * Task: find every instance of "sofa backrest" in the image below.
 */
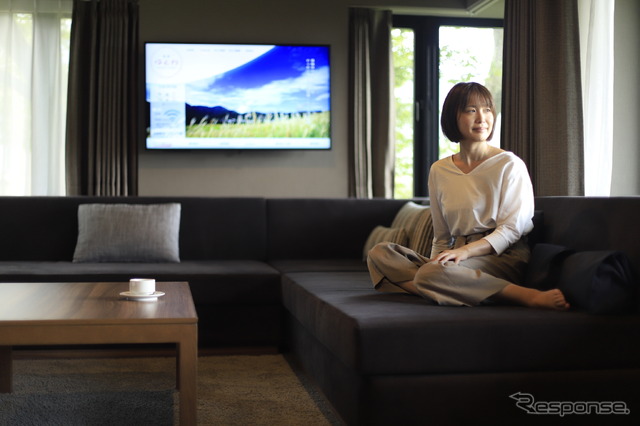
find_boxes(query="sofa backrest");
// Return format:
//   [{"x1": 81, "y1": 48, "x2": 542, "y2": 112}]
[
  {"x1": 535, "y1": 196, "x2": 640, "y2": 271},
  {"x1": 5, "y1": 195, "x2": 634, "y2": 265},
  {"x1": 0, "y1": 196, "x2": 268, "y2": 261},
  {"x1": 266, "y1": 198, "x2": 409, "y2": 259}
]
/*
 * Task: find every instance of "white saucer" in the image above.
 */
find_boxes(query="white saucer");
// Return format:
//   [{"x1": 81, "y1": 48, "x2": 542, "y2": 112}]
[{"x1": 120, "y1": 291, "x2": 165, "y2": 301}]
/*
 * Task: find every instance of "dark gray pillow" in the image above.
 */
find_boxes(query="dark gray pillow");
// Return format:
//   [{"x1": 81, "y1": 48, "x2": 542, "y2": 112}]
[
  {"x1": 525, "y1": 243, "x2": 575, "y2": 290},
  {"x1": 525, "y1": 243, "x2": 637, "y2": 314},
  {"x1": 73, "y1": 203, "x2": 181, "y2": 263},
  {"x1": 559, "y1": 250, "x2": 636, "y2": 315}
]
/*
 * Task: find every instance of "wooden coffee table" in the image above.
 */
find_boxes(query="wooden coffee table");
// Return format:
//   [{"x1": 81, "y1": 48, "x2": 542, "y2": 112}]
[{"x1": 0, "y1": 281, "x2": 198, "y2": 425}]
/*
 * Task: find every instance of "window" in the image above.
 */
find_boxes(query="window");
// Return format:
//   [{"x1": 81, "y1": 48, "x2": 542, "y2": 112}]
[
  {"x1": 0, "y1": 1, "x2": 72, "y2": 195},
  {"x1": 392, "y1": 16, "x2": 503, "y2": 198},
  {"x1": 391, "y1": 28, "x2": 415, "y2": 199}
]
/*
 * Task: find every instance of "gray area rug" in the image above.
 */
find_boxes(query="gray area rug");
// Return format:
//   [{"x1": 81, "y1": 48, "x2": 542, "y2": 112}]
[
  {"x1": 0, "y1": 355, "x2": 339, "y2": 425},
  {"x1": 0, "y1": 390, "x2": 174, "y2": 426}
]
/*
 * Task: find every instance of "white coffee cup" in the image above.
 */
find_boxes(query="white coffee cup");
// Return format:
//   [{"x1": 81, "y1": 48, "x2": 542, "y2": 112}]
[{"x1": 129, "y1": 278, "x2": 156, "y2": 295}]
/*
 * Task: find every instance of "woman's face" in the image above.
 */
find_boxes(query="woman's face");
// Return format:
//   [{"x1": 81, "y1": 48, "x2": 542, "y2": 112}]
[{"x1": 456, "y1": 94, "x2": 494, "y2": 144}]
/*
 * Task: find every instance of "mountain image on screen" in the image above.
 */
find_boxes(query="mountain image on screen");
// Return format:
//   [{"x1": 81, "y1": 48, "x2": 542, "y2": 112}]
[
  {"x1": 145, "y1": 42, "x2": 331, "y2": 149},
  {"x1": 184, "y1": 45, "x2": 330, "y2": 139},
  {"x1": 184, "y1": 105, "x2": 312, "y2": 124}
]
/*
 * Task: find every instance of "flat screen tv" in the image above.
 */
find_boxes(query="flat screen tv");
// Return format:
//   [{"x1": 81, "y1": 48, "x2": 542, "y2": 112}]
[{"x1": 145, "y1": 42, "x2": 331, "y2": 150}]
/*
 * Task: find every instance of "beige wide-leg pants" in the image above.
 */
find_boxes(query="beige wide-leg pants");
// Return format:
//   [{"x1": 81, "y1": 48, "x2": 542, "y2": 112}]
[{"x1": 366, "y1": 234, "x2": 530, "y2": 306}]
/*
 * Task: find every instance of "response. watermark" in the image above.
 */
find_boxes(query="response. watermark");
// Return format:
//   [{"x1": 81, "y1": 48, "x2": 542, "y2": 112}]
[{"x1": 510, "y1": 392, "x2": 630, "y2": 417}]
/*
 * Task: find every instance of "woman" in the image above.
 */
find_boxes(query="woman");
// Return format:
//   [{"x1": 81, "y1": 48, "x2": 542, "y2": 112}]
[{"x1": 367, "y1": 82, "x2": 569, "y2": 310}]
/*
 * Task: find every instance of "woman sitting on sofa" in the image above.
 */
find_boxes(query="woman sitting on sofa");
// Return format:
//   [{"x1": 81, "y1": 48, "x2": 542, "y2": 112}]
[{"x1": 367, "y1": 82, "x2": 569, "y2": 311}]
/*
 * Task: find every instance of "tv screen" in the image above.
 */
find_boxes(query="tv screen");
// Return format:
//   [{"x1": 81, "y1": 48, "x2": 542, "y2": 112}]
[{"x1": 145, "y1": 42, "x2": 331, "y2": 150}]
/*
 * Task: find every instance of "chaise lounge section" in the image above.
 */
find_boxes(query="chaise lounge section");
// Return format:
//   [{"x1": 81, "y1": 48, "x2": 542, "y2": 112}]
[{"x1": 274, "y1": 196, "x2": 640, "y2": 425}]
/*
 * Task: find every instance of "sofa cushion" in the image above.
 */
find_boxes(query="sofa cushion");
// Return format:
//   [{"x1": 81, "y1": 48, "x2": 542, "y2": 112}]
[
  {"x1": 362, "y1": 226, "x2": 408, "y2": 260},
  {"x1": 525, "y1": 243, "x2": 637, "y2": 314},
  {"x1": 267, "y1": 198, "x2": 408, "y2": 260},
  {"x1": 73, "y1": 203, "x2": 181, "y2": 263},
  {"x1": 534, "y1": 196, "x2": 640, "y2": 270},
  {"x1": 0, "y1": 196, "x2": 268, "y2": 262},
  {"x1": 390, "y1": 202, "x2": 433, "y2": 257},
  {"x1": 269, "y1": 259, "x2": 368, "y2": 274},
  {"x1": 281, "y1": 271, "x2": 640, "y2": 376},
  {"x1": 559, "y1": 250, "x2": 637, "y2": 314},
  {"x1": 525, "y1": 243, "x2": 575, "y2": 290}
]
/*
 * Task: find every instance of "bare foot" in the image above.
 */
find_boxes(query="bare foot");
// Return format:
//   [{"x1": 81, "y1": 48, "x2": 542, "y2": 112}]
[
  {"x1": 530, "y1": 289, "x2": 570, "y2": 311},
  {"x1": 495, "y1": 285, "x2": 570, "y2": 311}
]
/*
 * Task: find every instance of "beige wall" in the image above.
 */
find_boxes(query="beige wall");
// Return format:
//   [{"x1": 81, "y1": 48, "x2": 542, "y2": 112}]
[
  {"x1": 138, "y1": 0, "x2": 640, "y2": 197},
  {"x1": 138, "y1": 0, "x2": 350, "y2": 197}
]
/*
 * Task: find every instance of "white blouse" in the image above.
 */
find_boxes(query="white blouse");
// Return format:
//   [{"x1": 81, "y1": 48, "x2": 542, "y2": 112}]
[{"x1": 427, "y1": 151, "x2": 535, "y2": 257}]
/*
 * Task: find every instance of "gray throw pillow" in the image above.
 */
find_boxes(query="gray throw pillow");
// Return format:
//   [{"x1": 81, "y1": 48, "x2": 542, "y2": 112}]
[{"x1": 73, "y1": 203, "x2": 181, "y2": 263}]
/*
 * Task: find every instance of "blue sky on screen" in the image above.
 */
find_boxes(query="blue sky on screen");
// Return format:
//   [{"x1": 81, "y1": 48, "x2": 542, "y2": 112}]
[{"x1": 186, "y1": 45, "x2": 330, "y2": 114}]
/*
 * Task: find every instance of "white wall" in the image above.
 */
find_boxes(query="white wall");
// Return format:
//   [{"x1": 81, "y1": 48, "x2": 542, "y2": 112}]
[{"x1": 611, "y1": 0, "x2": 640, "y2": 195}]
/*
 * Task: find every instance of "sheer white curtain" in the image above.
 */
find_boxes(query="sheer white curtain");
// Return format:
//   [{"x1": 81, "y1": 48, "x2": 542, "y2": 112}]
[
  {"x1": 579, "y1": 0, "x2": 615, "y2": 196},
  {"x1": 0, "y1": 0, "x2": 72, "y2": 195}
]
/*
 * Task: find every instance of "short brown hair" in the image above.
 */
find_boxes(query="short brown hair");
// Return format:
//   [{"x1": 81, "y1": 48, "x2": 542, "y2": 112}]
[{"x1": 440, "y1": 82, "x2": 497, "y2": 143}]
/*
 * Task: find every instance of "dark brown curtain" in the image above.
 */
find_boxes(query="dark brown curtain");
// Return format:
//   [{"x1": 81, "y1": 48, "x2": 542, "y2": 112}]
[
  {"x1": 501, "y1": 0, "x2": 584, "y2": 196},
  {"x1": 348, "y1": 8, "x2": 395, "y2": 198},
  {"x1": 65, "y1": 0, "x2": 139, "y2": 196}
]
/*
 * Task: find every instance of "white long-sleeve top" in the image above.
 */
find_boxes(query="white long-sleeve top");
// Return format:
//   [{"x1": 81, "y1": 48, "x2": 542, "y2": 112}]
[{"x1": 428, "y1": 151, "x2": 535, "y2": 257}]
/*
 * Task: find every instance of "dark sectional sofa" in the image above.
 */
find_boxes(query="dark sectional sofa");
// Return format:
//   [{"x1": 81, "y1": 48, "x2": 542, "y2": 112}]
[{"x1": 1, "y1": 195, "x2": 639, "y2": 425}]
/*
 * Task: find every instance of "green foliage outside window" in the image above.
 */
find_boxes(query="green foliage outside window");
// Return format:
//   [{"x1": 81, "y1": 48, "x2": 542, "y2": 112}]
[{"x1": 392, "y1": 28, "x2": 415, "y2": 199}]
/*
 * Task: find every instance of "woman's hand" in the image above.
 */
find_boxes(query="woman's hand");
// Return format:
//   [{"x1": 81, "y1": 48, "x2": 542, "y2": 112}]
[
  {"x1": 432, "y1": 238, "x2": 496, "y2": 265},
  {"x1": 434, "y1": 248, "x2": 469, "y2": 264}
]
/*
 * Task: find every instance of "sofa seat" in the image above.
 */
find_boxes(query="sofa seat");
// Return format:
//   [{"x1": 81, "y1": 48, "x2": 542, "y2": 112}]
[
  {"x1": 0, "y1": 260, "x2": 281, "y2": 304},
  {"x1": 269, "y1": 258, "x2": 369, "y2": 273},
  {"x1": 282, "y1": 270, "x2": 640, "y2": 376}
]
